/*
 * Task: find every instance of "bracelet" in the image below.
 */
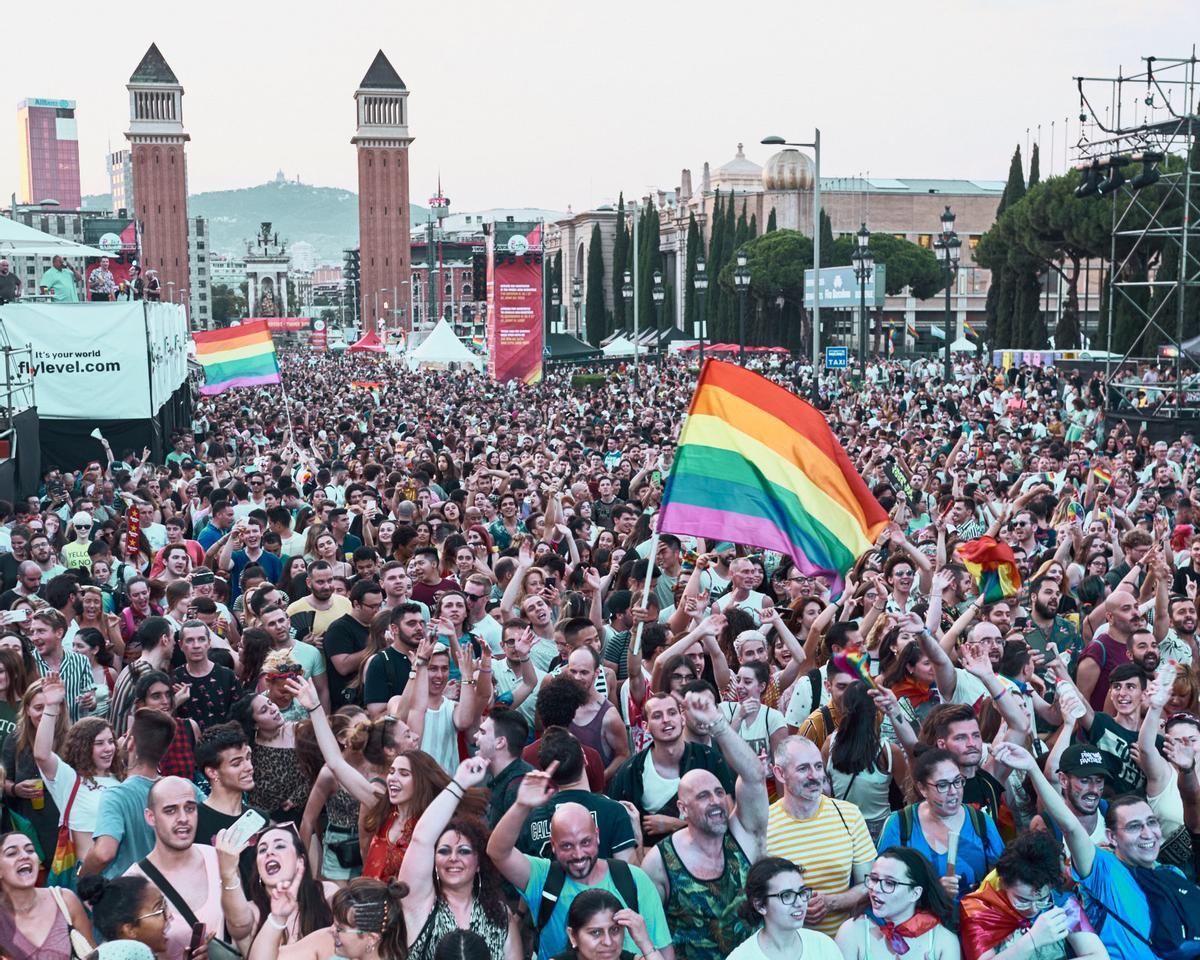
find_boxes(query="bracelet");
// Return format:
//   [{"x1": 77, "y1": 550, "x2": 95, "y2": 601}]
[
  {"x1": 708, "y1": 716, "x2": 729, "y2": 734},
  {"x1": 266, "y1": 914, "x2": 289, "y2": 930},
  {"x1": 462, "y1": 679, "x2": 477, "y2": 686},
  {"x1": 222, "y1": 879, "x2": 241, "y2": 891},
  {"x1": 478, "y1": 666, "x2": 492, "y2": 674},
  {"x1": 516, "y1": 657, "x2": 531, "y2": 663},
  {"x1": 43, "y1": 710, "x2": 60, "y2": 717},
  {"x1": 995, "y1": 687, "x2": 1010, "y2": 700},
  {"x1": 415, "y1": 659, "x2": 429, "y2": 668}
]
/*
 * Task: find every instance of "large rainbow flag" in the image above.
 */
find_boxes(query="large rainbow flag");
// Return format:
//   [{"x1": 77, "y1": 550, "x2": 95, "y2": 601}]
[
  {"x1": 659, "y1": 360, "x2": 888, "y2": 591},
  {"x1": 192, "y1": 320, "x2": 281, "y2": 395}
]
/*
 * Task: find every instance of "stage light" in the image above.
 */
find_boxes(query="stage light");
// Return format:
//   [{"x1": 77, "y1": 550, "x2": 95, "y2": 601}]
[
  {"x1": 1074, "y1": 161, "x2": 1101, "y2": 198},
  {"x1": 1130, "y1": 151, "x2": 1164, "y2": 190},
  {"x1": 1097, "y1": 161, "x2": 1126, "y2": 196}
]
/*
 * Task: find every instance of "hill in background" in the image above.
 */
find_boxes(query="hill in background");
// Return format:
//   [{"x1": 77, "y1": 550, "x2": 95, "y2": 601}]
[{"x1": 84, "y1": 175, "x2": 429, "y2": 264}]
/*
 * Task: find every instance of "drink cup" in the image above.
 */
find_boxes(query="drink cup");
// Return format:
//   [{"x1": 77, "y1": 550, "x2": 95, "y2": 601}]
[{"x1": 30, "y1": 778, "x2": 45, "y2": 810}]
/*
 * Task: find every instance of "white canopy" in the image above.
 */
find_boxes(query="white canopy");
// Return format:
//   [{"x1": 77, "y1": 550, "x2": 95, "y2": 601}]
[
  {"x1": 602, "y1": 335, "x2": 637, "y2": 357},
  {"x1": 950, "y1": 337, "x2": 976, "y2": 353},
  {"x1": 406, "y1": 318, "x2": 483, "y2": 371},
  {"x1": 0, "y1": 215, "x2": 107, "y2": 257}
]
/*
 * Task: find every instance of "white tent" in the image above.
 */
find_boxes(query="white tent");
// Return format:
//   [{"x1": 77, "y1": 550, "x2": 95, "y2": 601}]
[
  {"x1": 950, "y1": 337, "x2": 977, "y2": 353},
  {"x1": 406, "y1": 318, "x2": 483, "y2": 371},
  {"x1": 602, "y1": 335, "x2": 637, "y2": 357},
  {"x1": 0, "y1": 215, "x2": 107, "y2": 257}
]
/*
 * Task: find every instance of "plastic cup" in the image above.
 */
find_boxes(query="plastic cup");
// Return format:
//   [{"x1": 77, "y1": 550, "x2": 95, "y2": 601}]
[{"x1": 30, "y1": 779, "x2": 44, "y2": 811}]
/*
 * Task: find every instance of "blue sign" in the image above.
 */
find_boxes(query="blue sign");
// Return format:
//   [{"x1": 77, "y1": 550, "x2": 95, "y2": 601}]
[
  {"x1": 804, "y1": 265, "x2": 887, "y2": 308},
  {"x1": 825, "y1": 346, "x2": 849, "y2": 369}
]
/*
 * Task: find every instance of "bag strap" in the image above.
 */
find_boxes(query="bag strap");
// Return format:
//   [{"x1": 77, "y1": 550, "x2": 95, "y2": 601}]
[
  {"x1": 536, "y1": 860, "x2": 567, "y2": 931},
  {"x1": 608, "y1": 858, "x2": 639, "y2": 915},
  {"x1": 899, "y1": 804, "x2": 915, "y2": 846},
  {"x1": 48, "y1": 886, "x2": 73, "y2": 924},
  {"x1": 60, "y1": 774, "x2": 83, "y2": 825},
  {"x1": 839, "y1": 769, "x2": 861, "y2": 802},
  {"x1": 138, "y1": 857, "x2": 200, "y2": 928}
]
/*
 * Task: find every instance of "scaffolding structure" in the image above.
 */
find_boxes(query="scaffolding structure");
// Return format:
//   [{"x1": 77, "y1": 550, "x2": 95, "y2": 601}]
[{"x1": 1073, "y1": 50, "x2": 1199, "y2": 416}]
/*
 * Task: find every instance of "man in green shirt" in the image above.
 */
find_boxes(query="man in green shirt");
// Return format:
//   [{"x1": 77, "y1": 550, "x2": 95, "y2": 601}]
[{"x1": 38, "y1": 256, "x2": 81, "y2": 302}]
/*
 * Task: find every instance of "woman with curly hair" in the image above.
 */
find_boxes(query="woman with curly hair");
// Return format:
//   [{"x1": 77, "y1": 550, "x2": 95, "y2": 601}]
[
  {"x1": 32, "y1": 673, "x2": 123, "y2": 861},
  {"x1": 248, "y1": 876, "x2": 409, "y2": 960},
  {"x1": 398, "y1": 757, "x2": 520, "y2": 960}
]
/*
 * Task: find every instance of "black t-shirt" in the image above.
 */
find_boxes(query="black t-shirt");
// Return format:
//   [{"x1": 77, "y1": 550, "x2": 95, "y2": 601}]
[
  {"x1": 1082, "y1": 712, "x2": 1162, "y2": 795},
  {"x1": 963, "y1": 768, "x2": 1006, "y2": 823},
  {"x1": 362, "y1": 647, "x2": 411, "y2": 707},
  {"x1": 173, "y1": 662, "x2": 241, "y2": 731},
  {"x1": 324, "y1": 613, "x2": 370, "y2": 705},
  {"x1": 0, "y1": 272, "x2": 19, "y2": 303},
  {"x1": 195, "y1": 802, "x2": 268, "y2": 895},
  {"x1": 0, "y1": 554, "x2": 18, "y2": 594},
  {"x1": 516, "y1": 788, "x2": 638, "y2": 859}
]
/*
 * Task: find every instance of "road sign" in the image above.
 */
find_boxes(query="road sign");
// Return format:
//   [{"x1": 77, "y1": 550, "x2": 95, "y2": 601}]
[{"x1": 825, "y1": 346, "x2": 849, "y2": 369}]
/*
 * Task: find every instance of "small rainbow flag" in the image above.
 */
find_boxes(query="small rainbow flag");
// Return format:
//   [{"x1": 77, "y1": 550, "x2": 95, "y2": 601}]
[
  {"x1": 659, "y1": 360, "x2": 889, "y2": 593},
  {"x1": 906, "y1": 320, "x2": 919, "y2": 340},
  {"x1": 964, "y1": 320, "x2": 980, "y2": 339},
  {"x1": 958, "y1": 536, "x2": 1021, "y2": 603},
  {"x1": 1093, "y1": 466, "x2": 1112, "y2": 486},
  {"x1": 831, "y1": 648, "x2": 877, "y2": 688},
  {"x1": 887, "y1": 329, "x2": 895, "y2": 357},
  {"x1": 193, "y1": 320, "x2": 281, "y2": 395}
]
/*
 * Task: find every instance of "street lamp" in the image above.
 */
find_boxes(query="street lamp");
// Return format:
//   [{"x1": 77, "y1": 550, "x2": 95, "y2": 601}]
[
  {"x1": 622, "y1": 270, "x2": 637, "y2": 387},
  {"x1": 651, "y1": 270, "x2": 664, "y2": 366},
  {"x1": 694, "y1": 255, "x2": 708, "y2": 365},
  {"x1": 551, "y1": 283, "x2": 561, "y2": 335},
  {"x1": 733, "y1": 250, "x2": 751, "y2": 365},
  {"x1": 571, "y1": 276, "x2": 583, "y2": 340},
  {"x1": 932, "y1": 205, "x2": 961, "y2": 382},
  {"x1": 763, "y1": 130, "x2": 821, "y2": 397},
  {"x1": 850, "y1": 222, "x2": 874, "y2": 372}
]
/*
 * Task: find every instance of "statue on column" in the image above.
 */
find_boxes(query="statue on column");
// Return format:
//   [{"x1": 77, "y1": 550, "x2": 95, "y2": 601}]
[{"x1": 257, "y1": 276, "x2": 278, "y2": 317}]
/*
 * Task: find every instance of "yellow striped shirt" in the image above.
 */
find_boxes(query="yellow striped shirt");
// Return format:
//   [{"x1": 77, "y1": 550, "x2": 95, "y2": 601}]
[{"x1": 765, "y1": 795, "x2": 876, "y2": 936}]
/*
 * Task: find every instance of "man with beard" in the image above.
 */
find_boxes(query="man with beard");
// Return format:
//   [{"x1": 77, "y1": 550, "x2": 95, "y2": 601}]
[
  {"x1": 1024, "y1": 574, "x2": 1083, "y2": 664},
  {"x1": 363, "y1": 601, "x2": 425, "y2": 717},
  {"x1": 641, "y1": 692, "x2": 768, "y2": 960},
  {"x1": 918, "y1": 703, "x2": 1017, "y2": 825},
  {"x1": 287, "y1": 560, "x2": 353, "y2": 642},
  {"x1": 713, "y1": 556, "x2": 776, "y2": 627},
  {"x1": 488, "y1": 765, "x2": 674, "y2": 960},
  {"x1": 195, "y1": 722, "x2": 263, "y2": 893},
  {"x1": 405, "y1": 635, "x2": 486, "y2": 774},
  {"x1": 1029, "y1": 743, "x2": 1112, "y2": 848},
  {"x1": 1160, "y1": 594, "x2": 1199, "y2": 666},
  {"x1": 124, "y1": 776, "x2": 225, "y2": 960},
  {"x1": 607, "y1": 693, "x2": 736, "y2": 847},
  {"x1": 1077, "y1": 588, "x2": 1142, "y2": 710}
]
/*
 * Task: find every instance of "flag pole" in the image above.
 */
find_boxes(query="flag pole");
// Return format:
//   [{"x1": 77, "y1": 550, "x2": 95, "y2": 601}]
[{"x1": 632, "y1": 531, "x2": 659, "y2": 656}]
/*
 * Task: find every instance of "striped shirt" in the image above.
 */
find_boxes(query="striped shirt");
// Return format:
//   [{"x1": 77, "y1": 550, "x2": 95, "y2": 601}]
[
  {"x1": 33, "y1": 647, "x2": 95, "y2": 723},
  {"x1": 765, "y1": 795, "x2": 876, "y2": 937}
]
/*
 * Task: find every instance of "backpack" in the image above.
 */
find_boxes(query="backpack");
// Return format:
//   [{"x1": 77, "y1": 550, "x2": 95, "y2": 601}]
[
  {"x1": 536, "y1": 858, "x2": 639, "y2": 932},
  {"x1": 898, "y1": 802, "x2": 992, "y2": 876}
]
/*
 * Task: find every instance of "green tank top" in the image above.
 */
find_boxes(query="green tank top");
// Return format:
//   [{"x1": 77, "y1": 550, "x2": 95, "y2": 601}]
[{"x1": 659, "y1": 830, "x2": 752, "y2": 960}]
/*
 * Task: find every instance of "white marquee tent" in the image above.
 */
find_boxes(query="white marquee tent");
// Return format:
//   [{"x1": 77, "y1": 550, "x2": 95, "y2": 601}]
[
  {"x1": 406, "y1": 318, "x2": 483, "y2": 371},
  {"x1": 601, "y1": 335, "x2": 637, "y2": 357},
  {"x1": 0, "y1": 215, "x2": 106, "y2": 257}
]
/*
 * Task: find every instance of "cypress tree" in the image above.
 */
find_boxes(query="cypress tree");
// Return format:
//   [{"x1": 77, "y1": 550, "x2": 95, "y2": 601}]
[
  {"x1": 766, "y1": 208, "x2": 777, "y2": 232},
  {"x1": 749, "y1": 213, "x2": 757, "y2": 238},
  {"x1": 735, "y1": 201, "x2": 749, "y2": 250},
  {"x1": 819, "y1": 209, "x2": 835, "y2": 267},
  {"x1": 684, "y1": 212, "x2": 699, "y2": 337},
  {"x1": 1028, "y1": 143, "x2": 1040, "y2": 188},
  {"x1": 993, "y1": 146, "x2": 1028, "y2": 345},
  {"x1": 611, "y1": 193, "x2": 628, "y2": 331},
  {"x1": 707, "y1": 191, "x2": 726, "y2": 340},
  {"x1": 585, "y1": 222, "x2": 607, "y2": 346},
  {"x1": 719, "y1": 196, "x2": 737, "y2": 336}
]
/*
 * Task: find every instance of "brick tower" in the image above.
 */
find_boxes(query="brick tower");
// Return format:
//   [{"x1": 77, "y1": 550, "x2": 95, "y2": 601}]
[
  {"x1": 126, "y1": 44, "x2": 191, "y2": 322},
  {"x1": 353, "y1": 51, "x2": 412, "y2": 335}
]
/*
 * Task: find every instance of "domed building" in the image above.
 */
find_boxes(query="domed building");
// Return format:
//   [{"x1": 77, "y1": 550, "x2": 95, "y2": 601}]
[{"x1": 710, "y1": 143, "x2": 763, "y2": 195}]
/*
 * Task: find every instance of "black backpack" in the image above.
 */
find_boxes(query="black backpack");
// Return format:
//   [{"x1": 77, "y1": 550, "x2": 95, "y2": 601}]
[
  {"x1": 898, "y1": 802, "x2": 992, "y2": 876},
  {"x1": 536, "y1": 858, "x2": 639, "y2": 932}
]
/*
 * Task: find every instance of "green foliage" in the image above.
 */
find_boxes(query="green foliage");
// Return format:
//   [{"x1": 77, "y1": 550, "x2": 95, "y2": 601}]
[
  {"x1": 570, "y1": 373, "x2": 609, "y2": 390},
  {"x1": 586, "y1": 223, "x2": 607, "y2": 346},
  {"x1": 1028, "y1": 143, "x2": 1040, "y2": 189},
  {"x1": 827, "y1": 232, "x2": 943, "y2": 299},
  {"x1": 684, "y1": 213, "x2": 699, "y2": 337},
  {"x1": 766, "y1": 208, "x2": 777, "y2": 233},
  {"x1": 819, "y1": 209, "x2": 835, "y2": 267},
  {"x1": 611, "y1": 194, "x2": 628, "y2": 330},
  {"x1": 211, "y1": 283, "x2": 246, "y2": 326}
]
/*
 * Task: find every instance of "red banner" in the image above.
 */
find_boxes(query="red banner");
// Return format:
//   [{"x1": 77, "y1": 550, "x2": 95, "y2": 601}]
[
  {"x1": 125, "y1": 505, "x2": 140, "y2": 562},
  {"x1": 487, "y1": 226, "x2": 543, "y2": 383},
  {"x1": 257, "y1": 317, "x2": 309, "y2": 331}
]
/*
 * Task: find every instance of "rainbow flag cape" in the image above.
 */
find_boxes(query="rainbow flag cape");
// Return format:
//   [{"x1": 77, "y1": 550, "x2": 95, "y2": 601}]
[
  {"x1": 958, "y1": 536, "x2": 1021, "y2": 603},
  {"x1": 659, "y1": 360, "x2": 888, "y2": 592},
  {"x1": 193, "y1": 320, "x2": 281, "y2": 395}
]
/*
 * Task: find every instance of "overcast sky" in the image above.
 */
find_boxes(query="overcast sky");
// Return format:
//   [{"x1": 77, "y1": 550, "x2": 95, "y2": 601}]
[{"x1": 6, "y1": 1, "x2": 1198, "y2": 213}]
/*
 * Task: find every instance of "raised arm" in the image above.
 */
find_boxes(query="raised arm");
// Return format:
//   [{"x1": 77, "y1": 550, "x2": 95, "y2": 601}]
[
  {"x1": 33, "y1": 672, "x2": 66, "y2": 781},
  {"x1": 684, "y1": 692, "x2": 768, "y2": 841},
  {"x1": 287, "y1": 677, "x2": 382, "y2": 806},
  {"x1": 762, "y1": 607, "x2": 806, "y2": 690},
  {"x1": 1137, "y1": 678, "x2": 1174, "y2": 798},
  {"x1": 500, "y1": 541, "x2": 534, "y2": 621},
  {"x1": 486, "y1": 762, "x2": 560, "y2": 892}
]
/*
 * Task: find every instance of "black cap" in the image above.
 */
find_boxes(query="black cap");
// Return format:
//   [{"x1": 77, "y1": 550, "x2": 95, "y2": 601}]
[{"x1": 1059, "y1": 743, "x2": 1110, "y2": 779}]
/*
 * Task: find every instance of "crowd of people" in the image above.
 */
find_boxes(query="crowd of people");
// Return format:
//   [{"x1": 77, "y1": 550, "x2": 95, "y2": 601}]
[{"x1": 0, "y1": 348, "x2": 1198, "y2": 960}]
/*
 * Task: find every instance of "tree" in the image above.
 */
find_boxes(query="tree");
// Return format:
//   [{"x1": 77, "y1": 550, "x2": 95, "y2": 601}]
[
  {"x1": 585, "y1": 223, "x2": 607, "y2": 345},
  {"x1": 766, "y1": 208, "x2": 777, "y2": 233},
  {"x1": 611, "y1": 194, "x2": 628, "y2": 331},
  {"x1": 717, "y1": 228, "x2": 813, "y2": 352},
  {"x1": 211, "y1": 283, "x2": 246, "y2": 327},
  {"x1": 1028, "y1": 142, "x2": 1041, "y2": 189},
  {"x1": 543, "y1": 251, "x2": 562, "y2": 335},
  {"x1": 684, "y1": 212, "x2": 699, "y2": 337},
  {"x1": 819, "y1": 209, "x2": 836, "y2": 267}
]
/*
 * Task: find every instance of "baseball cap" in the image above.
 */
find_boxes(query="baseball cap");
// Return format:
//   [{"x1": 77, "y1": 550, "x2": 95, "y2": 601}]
[
  {"x1": 191, "y1": 569, "x2": 216, "y2": 586},
  {"x1": 70, "y1": 512, "x2": 93, "y2": 528},
  {"x1": 1059, "y1": 743, "x2": 1110, "y2": 779}
]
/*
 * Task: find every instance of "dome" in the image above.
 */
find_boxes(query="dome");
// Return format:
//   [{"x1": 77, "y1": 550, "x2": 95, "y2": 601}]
[
  {"x1": 763, "y1": 148, "x2": 815, "y2": 191},
  {"x1": 717, "y1": 142, "x2": 762, "y2": 180}
]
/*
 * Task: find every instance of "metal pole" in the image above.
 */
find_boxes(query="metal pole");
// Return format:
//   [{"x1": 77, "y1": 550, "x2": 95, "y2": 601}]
[
  {"x1": 943, "y1": 263, "x2": 953, "y2": 381},
  {"x1": 632, "y1": 202, "x2": 640, "y2": 387},
  {"x1": 698, "y1": 289, "x2": 706, "y2": 365},
  {"x1": 812, "y1": 129, "x2": 822, "y2": 401},
  {"x1": 858, "y1": 269, "x2": 867, "y2": 371},
  {"x1": 738, "y1": 289, "x2": 746, "y2": 364},
  {"x1": 1176, "y1": 112, "x2": 1195, "y2": 417}
]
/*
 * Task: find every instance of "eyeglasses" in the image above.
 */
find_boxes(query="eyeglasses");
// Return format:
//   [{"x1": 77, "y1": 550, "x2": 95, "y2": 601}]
[
  {"x1": 1007, "y1": 887, "x2": 1053, "y2": 911},
  {"x1": 670, "y1": 671, "x2": 695, "y2": 682},
  {"x1": 135, "y1": 898, "x2": 168, "y2": 922},
  {"x1": 925, "y1": 776, "x2": 966, "y2": 795},
  {"x1": 866, "y1": 874, "x2": 919, "y2": 895},
  {"x1": 765, "y1": 887, "x2": 813, "y2": 906}
]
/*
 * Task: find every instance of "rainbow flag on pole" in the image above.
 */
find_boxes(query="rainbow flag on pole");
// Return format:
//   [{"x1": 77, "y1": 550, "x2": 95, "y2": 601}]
[
  {"x1": 958, "y1": 536, "x2": 1022, "y2": 603},
  {"x1": 964, "y1": 320, "x2": 981, "y2": 339},
  {"x1": 192, "y1": 320, "x2": 281, "y2": 395},
  {"x1": 659, "y1": 360, "x2": 888, "y2": 592}
]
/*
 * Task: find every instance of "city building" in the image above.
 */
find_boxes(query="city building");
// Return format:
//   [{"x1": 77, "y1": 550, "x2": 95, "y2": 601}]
[
  {"x1": 352, "y1": 50, "x2": 412, "y2": 333},
  {"x1": 5, "y1": 206, "x2": 108, "y2": 294},
  {"x1": 289, "y1": 240, "x2": 317, "y2": 273},
  {"x1": 189, "y1": 217, "x2": 212, "y2": 328},
  {"x1": 210, "y1": 253, "x2": 248, "y2": 291},
  {"x1": 125, "y1": 43, "x2": 193, "y2": 326},
  {"x1": 545, "y1": 144, "x2": 1106, "y2": 352},
  {"x1": 108, "y1": 149, "x2": 134, "y2": 214},
  {"x1": 312, "y1": 265, "x2": 342, "y2": 286},
  {"x1": 17, "y1": 98, "x2": 82, "y2": 209}
]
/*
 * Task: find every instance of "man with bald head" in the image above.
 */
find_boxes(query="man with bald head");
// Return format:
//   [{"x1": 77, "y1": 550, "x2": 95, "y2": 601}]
[
  {"x1": 488, "y1": 763, "x2": 674, "y2": 960},
  {"x1": 125, "y1": 775, "x2": 224, "y2": 960},
  {"x1": 640, "y1": 691, "x2": 768, "y2": 960},
  {"x1": 1077, "y1": 587, "x2": 1142, "y2": 710}
]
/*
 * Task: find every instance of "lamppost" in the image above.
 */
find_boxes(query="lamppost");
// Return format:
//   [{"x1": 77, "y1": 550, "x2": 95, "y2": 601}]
[
  {"x1": 550, "y1": 283, "x2": 560, "y2": 335},
  {"x1": 932, "y1": 205, "x2": 961, "y2": 382},
  {"x1": 652, "y1": 270, "x2": 664, "y2": 366},
  {"x1": 622, "y1": 270, "x2": 637, "y2": 387},
  {"x1": 571, "y1": 276, "x2": 583, "y2": 341},
  {"x1": 694, "y1": 255, "x2": 708, "y2": 365},
  {"x1": 850, "y1": 222, "x2": 874, "y2": 372},
  {"x1": 762, "y1": 131, "x2": 821, "y2": 397},
  {"x1": 733, "y1": 250, "x2": 751, "y2": 365}
]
